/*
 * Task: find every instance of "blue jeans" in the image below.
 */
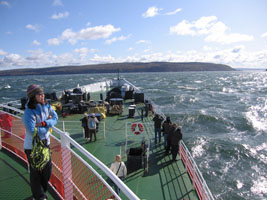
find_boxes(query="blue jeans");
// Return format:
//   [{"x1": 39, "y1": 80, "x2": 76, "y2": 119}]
[
  {"x1": 154, "y1": 128, "x2": 161, "y2": 144},
  {"x1": 114, "y1": 177, "x2": 123, "y2": 195},
  {"x1": 164, "y1": 133, "x2": 168, "y2": 148}
]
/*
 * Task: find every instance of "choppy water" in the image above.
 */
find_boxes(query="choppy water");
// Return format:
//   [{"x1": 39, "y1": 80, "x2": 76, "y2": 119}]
[{"x1": 0, "y1": 71, "x2": 266, "y2": 200}]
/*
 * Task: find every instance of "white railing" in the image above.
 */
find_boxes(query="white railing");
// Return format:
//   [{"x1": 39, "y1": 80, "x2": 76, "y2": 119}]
[{"x1": 180, "y1": 140, "x2": 214, "y2": 200}]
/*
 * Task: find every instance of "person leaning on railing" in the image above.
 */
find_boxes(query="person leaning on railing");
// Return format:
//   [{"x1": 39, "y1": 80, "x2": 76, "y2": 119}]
[{"x1": 23, "y1": 84, "x2": 58, "y2": 200}]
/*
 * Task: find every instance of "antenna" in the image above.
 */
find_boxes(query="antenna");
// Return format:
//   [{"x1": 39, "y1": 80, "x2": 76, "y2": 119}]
[{"x1": 117, "y1": 68, "x2": 120, "y2": 80}]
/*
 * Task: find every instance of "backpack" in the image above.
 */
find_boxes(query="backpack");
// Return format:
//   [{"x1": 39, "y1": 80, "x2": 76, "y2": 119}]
[
  {"x1": 89, "y1": 119, "x2": 96, "y2": 130},
  {"x1": 30, "y1": 130, "x2": 50, "y2": 171}
]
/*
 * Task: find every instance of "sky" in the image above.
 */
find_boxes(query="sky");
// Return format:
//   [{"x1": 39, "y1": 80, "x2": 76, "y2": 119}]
[{"x1": 0, "y1": 0, "x2": 267, "y2": 71}]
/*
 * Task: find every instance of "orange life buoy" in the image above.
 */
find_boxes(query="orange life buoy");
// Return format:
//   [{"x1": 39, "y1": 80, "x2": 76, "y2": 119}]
[{"x1": 131, "y1": 123, "x2": 144, "y2": 135}]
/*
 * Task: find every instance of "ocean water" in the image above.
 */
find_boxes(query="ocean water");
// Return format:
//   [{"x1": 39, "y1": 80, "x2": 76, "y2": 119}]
[{"x1": 0, "y1": 71, "x2": 266, "y2": 199}]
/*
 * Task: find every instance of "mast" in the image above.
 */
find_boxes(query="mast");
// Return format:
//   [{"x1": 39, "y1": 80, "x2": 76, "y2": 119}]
[{"x1": 117, "y1": 68, "x2": 120, "y2": 80}]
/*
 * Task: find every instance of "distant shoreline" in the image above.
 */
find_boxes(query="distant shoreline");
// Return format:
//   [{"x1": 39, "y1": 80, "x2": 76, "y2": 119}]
[{"x1": 0, "y1": 62, "x2": 235, "y2": 76}]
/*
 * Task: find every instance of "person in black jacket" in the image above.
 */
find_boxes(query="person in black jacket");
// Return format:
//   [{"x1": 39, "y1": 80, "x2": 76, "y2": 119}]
[
  {"x1": 152, "y1": 114, "x2": 164, "y2": 144},
  {"x1": 170, "y1": 124, "x2": 182, "y2": 161},
  {"x1": 81, "y1": 113, "x2": 89, "y2": 140},
  {"x1": 162, "y1": 117, "x2": 172, "y2": 149}
]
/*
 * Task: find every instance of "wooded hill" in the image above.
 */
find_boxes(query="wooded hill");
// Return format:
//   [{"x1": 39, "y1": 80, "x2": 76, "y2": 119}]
[{"x1": 0, "y1": 62, "x2": 235, "y2": 76}]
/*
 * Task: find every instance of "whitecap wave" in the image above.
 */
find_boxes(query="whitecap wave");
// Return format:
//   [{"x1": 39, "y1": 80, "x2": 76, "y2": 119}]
[
  {"x1": 192, "y1": 137, "x2": 207, "y2": 158},
  {"x1": 147, "y1": 88, "x2": 160, "y2": 92},
  {"x1": 243, "y1": 143, "x2": 267, "y2": 164},
  {"x1": 222, "y1": 87, "x2": 235, "y2": 93},
  {"x1": 177, "y1": 86, "x2": 197, "y2": 90},
  {"x1": 251, "y1": 176, "x2": 267, "y2": 197},
  {"x1": 189, "y1": 97, "x2": 199, "y2": 103},
  {"x1": 4, "y1": 84, "x2": 11, "y2": 89},
  {"x1": 2, "y1": 97, "x2": 12, "y2": 100},
  {"x1": 246, "y1": 99, "x2": 267, "y2": 131},
  {"x1": 236, "y1": 180, "x2": 243, "y2": 189}
]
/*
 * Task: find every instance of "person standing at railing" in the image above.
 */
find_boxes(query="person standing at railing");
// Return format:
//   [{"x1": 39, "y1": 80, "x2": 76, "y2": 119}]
[
  {"x1": 23, "y1": 84, "x2": 58, "y2": 200},
  {"x1": 170, "y1": 124, "x2": 183, "y2": 161},
  {"x1": 153, "y1": 114, "x2": 164, "y2": 144},
  {"x1": 162, "y1": 116, "x2": 172, "y2": 150},
  {"x1": 81, "y1": 113, "x2": 89, "y2": 140},
  {"x1": 110, "y1": 154, "x2": 127, "y2": 196}
]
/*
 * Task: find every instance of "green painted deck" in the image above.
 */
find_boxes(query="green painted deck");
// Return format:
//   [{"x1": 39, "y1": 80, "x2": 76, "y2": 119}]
[
  {"x1": 0, "y1": 149, "x2": 60, "y2": 200},
  {"x1": 0, "y1": 91, "x2": 198, "y2": 200}
]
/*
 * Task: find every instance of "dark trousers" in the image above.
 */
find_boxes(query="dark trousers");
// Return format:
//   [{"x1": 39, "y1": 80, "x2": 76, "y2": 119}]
[
  {"x1": 114, "y1": 176, "x2": 123, "y2": 195},
  {"x1": 154, "y1": 128, "x2": 161, "y2": 144},
  {"x1": 171, "y1": 144, "x2": 179, "y2": 161},
  {"x1": 25, "y1": 149, "x2": 52, "y2": 200},
  {"x1": 84, "y1": 127, "x2": 89, "y2": 138},
  {"x1": 89, "y1": 129, "x2": 96, "y2": 142},
  {"x1": 166, "y1": 137, "x2": 171, "y2": 153}
]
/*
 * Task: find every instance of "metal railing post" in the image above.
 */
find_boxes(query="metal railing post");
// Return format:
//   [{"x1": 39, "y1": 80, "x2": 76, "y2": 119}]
[
  {"x1": 63, "y1": 120, "x2": 65, "y2": 132},
  {"x1": 104, "y1": 121, "x2": 106, "y2": 139}
]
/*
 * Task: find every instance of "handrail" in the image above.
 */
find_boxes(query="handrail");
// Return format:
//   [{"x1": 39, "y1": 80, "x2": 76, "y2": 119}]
[{"x1": 180, "y1": 140, "x2": 214, "y2": 200}]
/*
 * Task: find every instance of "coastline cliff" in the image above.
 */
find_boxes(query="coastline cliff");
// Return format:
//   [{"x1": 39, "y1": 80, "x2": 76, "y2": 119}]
[{"x1": 0, "y1": 62, "x2": 235, "y2": 76}]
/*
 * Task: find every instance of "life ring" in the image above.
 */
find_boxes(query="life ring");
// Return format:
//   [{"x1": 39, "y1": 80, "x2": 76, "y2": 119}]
[{"x1": 131, "y1": 123, "x2": 144, "y2": 135}]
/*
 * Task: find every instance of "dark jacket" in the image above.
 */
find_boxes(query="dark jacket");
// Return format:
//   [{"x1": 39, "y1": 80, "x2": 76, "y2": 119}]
[
  {"x1": 170, "y1": 128, "x2": 182, "y2": 146},
  {"x1": 162, "y1": 121, "x2": 172, "y2": 135},
  {"x1": 153, "y1": 115, "x2": 163, "y2": 129},
  {"x1": 81, "y1": 117, "x2": 88, "y2": 128}
]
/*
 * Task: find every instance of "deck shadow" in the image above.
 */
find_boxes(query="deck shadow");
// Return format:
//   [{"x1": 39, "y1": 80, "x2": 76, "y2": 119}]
[{"x1": 141, "y1": 145, "x2": 196, "y2": 200}]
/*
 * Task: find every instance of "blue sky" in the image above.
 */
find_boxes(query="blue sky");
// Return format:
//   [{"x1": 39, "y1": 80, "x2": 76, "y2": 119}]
[{"x1": 0, "y1": 0, "x2": 266, "y2": 70}]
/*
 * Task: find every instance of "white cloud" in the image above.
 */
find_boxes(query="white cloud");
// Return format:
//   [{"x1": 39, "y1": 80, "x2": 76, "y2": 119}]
[
  {"x1": 74, "y1": 47, "x2": 96, "y2": 55},
  {"x1": 231, "y1": 45, "x2": 245, "y2": 53},
  {"x1": 2, "y1": 53, "x2": 26, "y2": 67},
  {"x1": 53, "y1": 0, "x2": 63, "y2": 6},
  {"x1": 1, "y1": 46, "x2": 266, "y2": 70},
  {"x1": 50, "y1": 25, "x2": 120, "y2": 45},
  {"x1": 203, "y1": 46, "x2": 213, "y2": 51},
  {"x1": 26, "y1": 24, "x2": 40, "y2": 32},
  {"x1": 73, "y1": 48, "x2": 96, "y2": 63},
  {"x1": 143, "y1": 49, "x2": 151, "y2": 53},
  {"x1": 170, "y1": 20, "x2": 196, "y2": 36},
  {"x1": 0, "y1": 49, "x2": 7, "y2": 56},
  {"x1": 136, "y1": 40, "x2": 150, "y2": 44},
  {"x1": 90, "y1": 54, "x2": 115, "y2": 64},
  {"x1": 51, "y1": 11, "x2": 69, "y2": 20},
  {"x1": 261, "y1": 32, "x2": 267, "y2": 38},
  {"x1": 47, "y1": 38, "x2": 61, "y2": 46},
  {"x1": 33, "y1": 40, "x2": 41, "y2": 46},
  {"x1": 142, "y1": 6, "x2": 161, "y2": 18},
  {"x1": 170, "y1": 16, "x2": 254, "y2": 44},
  {"x1": 0, "y1": 1, "x2": 10, "y2": 7},
  {"x1": 26, "y1": 49, "x2": 53, "y2": 62},
  {"x1": 165, "y1": 8, "x2": 182, "y2": 16},
  {"x1": 105, "y1": 35, "x2": 130, "y2": 44}
]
